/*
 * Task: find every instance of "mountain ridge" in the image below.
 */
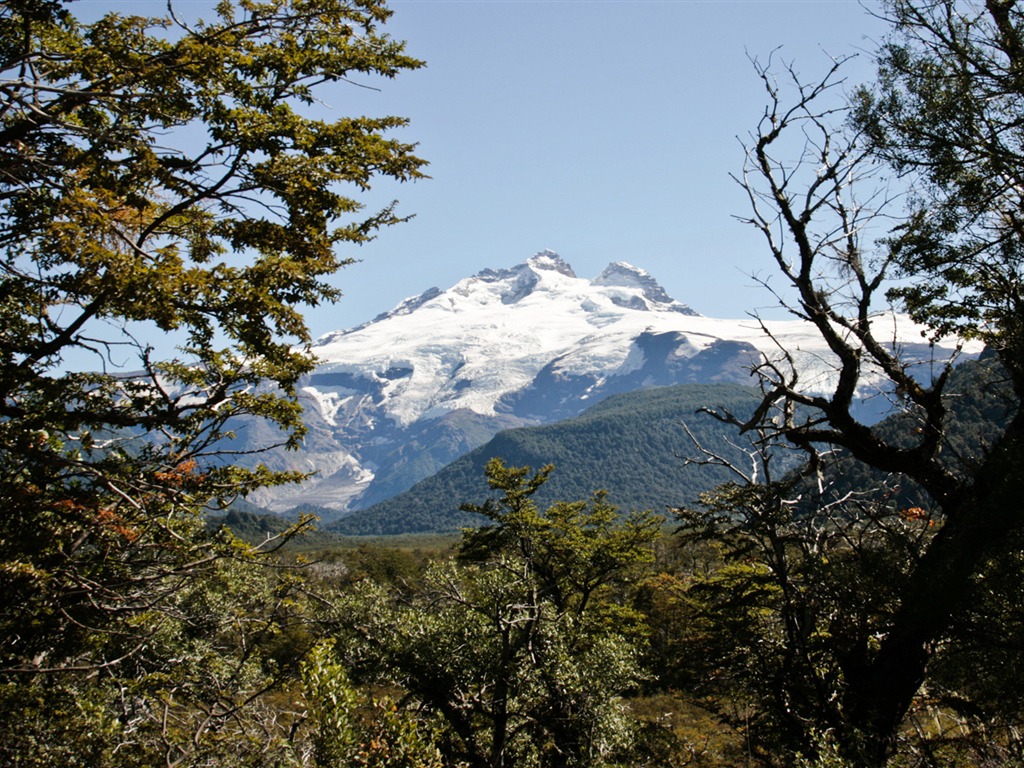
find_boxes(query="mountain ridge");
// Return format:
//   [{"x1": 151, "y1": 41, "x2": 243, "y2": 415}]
[{"x1": 234, "y1": 250, "x2": 974, "y2": 516}]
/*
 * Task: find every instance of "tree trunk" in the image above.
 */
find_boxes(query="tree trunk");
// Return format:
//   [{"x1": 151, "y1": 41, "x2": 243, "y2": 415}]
[{"x1": 842, "y1": 414, "x2": 1024, "y2": 765}]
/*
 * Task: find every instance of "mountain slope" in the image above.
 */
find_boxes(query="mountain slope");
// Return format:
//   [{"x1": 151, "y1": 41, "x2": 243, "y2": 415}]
[
  {"x1": 328, "y1": 383, "x2": 769, "y2": 535},
  {"x1": 237, "y1": 250, "x2": 972, "y2": 515},
  {"x1": 333, "y1": 354, "x2": 1015, "y2": 536}
]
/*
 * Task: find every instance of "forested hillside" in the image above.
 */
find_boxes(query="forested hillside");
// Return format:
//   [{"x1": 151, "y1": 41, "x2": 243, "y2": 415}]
[{"x1": 328, "y1": 383, "x2": 764, "y2": 534}]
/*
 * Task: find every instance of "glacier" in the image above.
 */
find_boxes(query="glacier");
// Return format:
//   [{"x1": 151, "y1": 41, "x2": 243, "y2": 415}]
[{"x1": 239, "y1": 250, "x2": 975, "y2": 515}]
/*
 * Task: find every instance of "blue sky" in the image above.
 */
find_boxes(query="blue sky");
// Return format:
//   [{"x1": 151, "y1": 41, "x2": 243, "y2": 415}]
[
  {"x1": 81, "y1": 0, "x2": 888, "y2": 341},
  {"x1": 307, "y1": 0, "x2": 889, "y2": 337}
]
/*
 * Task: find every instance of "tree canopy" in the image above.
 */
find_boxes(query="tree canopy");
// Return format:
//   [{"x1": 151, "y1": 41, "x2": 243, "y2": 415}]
[
  {"x1": 0, "y1": 0, "x2": 424, "y2": 761},
  {"x1": 334, "y1": 460, "x2": 663, "y2": 768}
]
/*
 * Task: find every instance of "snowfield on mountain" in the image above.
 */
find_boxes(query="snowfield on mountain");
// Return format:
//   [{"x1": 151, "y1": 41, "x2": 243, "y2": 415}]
[{"x1": 241, "y1": 250, "x2": 974, "y2": 515}]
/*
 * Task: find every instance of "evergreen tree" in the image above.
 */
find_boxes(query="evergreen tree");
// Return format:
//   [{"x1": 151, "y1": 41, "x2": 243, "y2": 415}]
[{"x1": 334, "y1": 460, "x2": 663, "y2": 768}]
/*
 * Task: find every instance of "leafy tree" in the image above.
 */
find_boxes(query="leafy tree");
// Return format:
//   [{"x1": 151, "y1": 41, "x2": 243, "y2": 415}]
[
  {"x1": 0, "y1": 544, "x2": 335, "y2": 767},
  {"x1": 0, "y1": 0, "x2": 423, "y2": 761},
  {"x1": 856, "y1": 0, "x2": 1024, "y2": 372},
  {"x1": 300, "y1": 639, "x2": 448, "y2": 768},
  {"x1": 704, "y1": 2, "x2": 1024, "y2": 762},
  {"x1": 673, "y1": 460, "x2": 936, "y2": 763},
  {"x1": 334, "y1": 460, "x2": 663, "y2": 768}
]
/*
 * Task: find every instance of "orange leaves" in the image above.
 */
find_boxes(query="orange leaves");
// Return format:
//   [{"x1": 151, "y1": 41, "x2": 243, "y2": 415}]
[
  {"x1": 153, "y1": 458, "x2": 205, "y2": 487},
  {"x1": 900, "y1": 506, "x2": 936, "y2": 526},
  {"x1": 95, "y1": 507, "x2": 141, "y2": 543},
  {"x1": 50, "y1": 497, "x2": 143, "y2": 543}
]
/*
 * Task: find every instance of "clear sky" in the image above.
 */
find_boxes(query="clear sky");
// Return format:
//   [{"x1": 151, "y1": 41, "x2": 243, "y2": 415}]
[
  {"x1": 79, "y1": 0, "x2": 889, "y2": 342},
  {"x1": 305, "y1": 0, "x2": 889, "y2": 338}
]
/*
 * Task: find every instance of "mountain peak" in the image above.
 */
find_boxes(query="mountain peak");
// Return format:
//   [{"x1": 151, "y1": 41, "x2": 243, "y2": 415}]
[
  {"x1": 259, "y1": 249, "x2": 976, "y2": 516},
  {"x1": 527, "y1": 249, "x2": 576, "y2": 277},
  {"x1": 466, "y1": 250, "x2": 577, "y2": 306},
  {"x1": 592, "y1": 261, "x2": 700, "y2": 316}
]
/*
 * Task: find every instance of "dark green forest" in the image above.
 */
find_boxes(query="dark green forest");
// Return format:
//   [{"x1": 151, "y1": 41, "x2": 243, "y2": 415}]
[
  {"x1": 329, "y1": 383, "x2": 766, "y2": 535},
  {"x1": 5, "y1": 0, "x2": 1024, "y2": 766}
]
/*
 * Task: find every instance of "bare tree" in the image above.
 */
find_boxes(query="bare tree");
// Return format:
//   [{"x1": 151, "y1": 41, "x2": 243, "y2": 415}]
[{"x1": 702, "y1": 33, "x2": 1024, "y2": 763}]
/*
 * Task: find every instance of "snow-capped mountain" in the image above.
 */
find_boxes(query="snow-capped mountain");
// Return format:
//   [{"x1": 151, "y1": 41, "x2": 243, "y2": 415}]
[{"x1": 243, "y1": 250, "x2": 970, "y2": 514}]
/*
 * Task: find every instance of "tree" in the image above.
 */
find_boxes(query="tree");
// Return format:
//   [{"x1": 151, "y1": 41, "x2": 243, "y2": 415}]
[
  {"x1": 673, "y1": 431, "x2": 957, "y2": 764},
  {"x1": 703, "y1": 2, "x2": 1024, "y2": 762},
  {"x1": 300, "y1": 639, "x2": 448, "y2": 768},
  {"x1": 334, "y1": 460, "x2": 663, "y2": 768},
  {"x1": 856, "y1": 0, "x2": 1024, "y2": 376},
  {"x1": 0, "y1": 0, "x2": 424, "y2": 760}
]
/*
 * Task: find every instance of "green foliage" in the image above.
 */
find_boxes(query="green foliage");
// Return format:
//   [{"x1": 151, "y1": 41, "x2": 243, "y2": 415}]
[
  {"x1": 722, "y1": 2, "x2": 1024, "y2": 762},
  {"x1": 922, "y1": 537, "x2": 1024, "y2": 763},
  {"x1": 0, "y1": 0, "x2": 423, "y2": 762},
  {"x1": 335, "y1": 541, "x2": 442, "y2": 585},
  {"x1": 461, "y1": 458, "x2": 664, "y2": 618},
  {"x1": 0, "y1": 547, "x2": 326, "y2": 767},
  {"x1": 671, "y1": 475, "x2": 929, "y2": 763},
  {"x1": 655, "y1": 357, "x2": 1024, "y2": 765},
  {"x1": 333, "y1": 460, "x2": 663, "y2": 768},
  {"x1": 211, "y1": 506, "x2": 350, "y2": 551},
  {"x1": 303, "y1": 642, "x2": 359, "y2": 765},
  {"x1": 333, "y1": 383, "x2": 763, "y2": 535},
  {"x1": 854, "y1": 1, "x2": 1024, "y2": 370}
]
